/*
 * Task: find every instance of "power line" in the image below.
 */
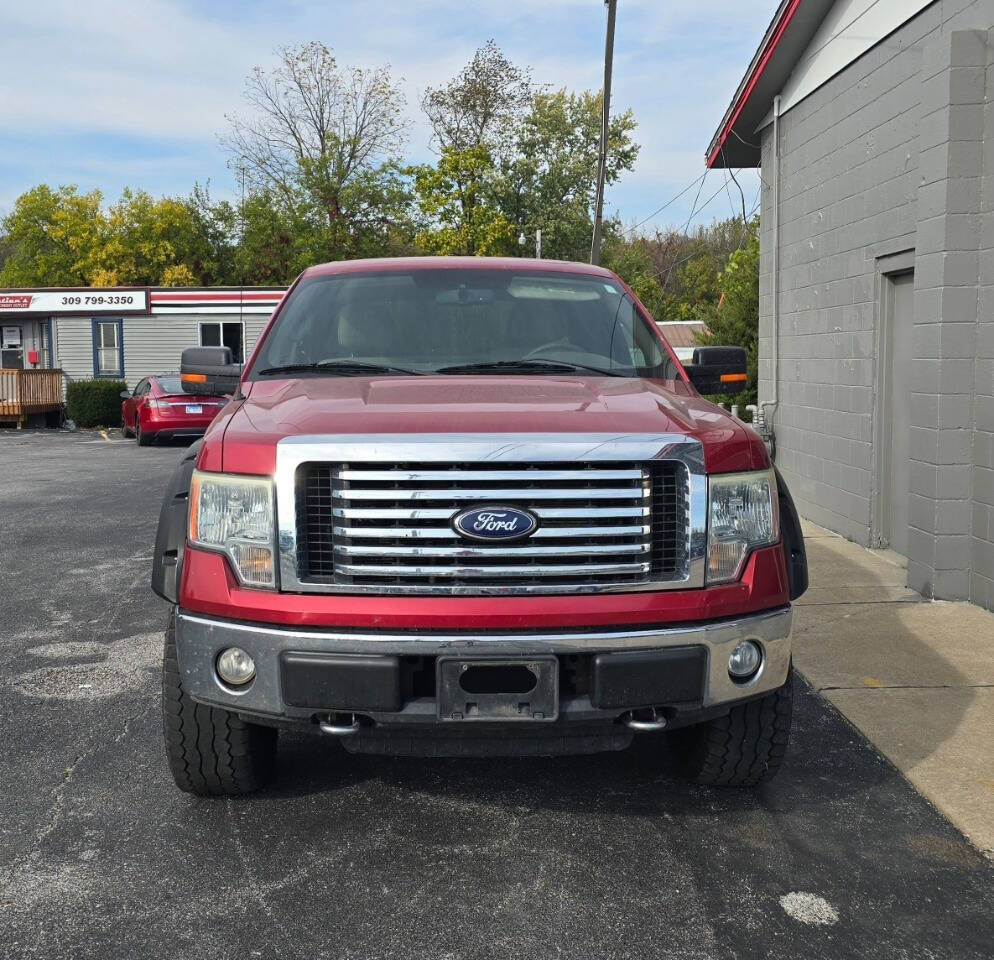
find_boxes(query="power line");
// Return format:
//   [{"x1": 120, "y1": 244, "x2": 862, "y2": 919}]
[
  {"x1": 658, "y1": 170, "x2": 761, "y2": 291},
  {"x1": 631, "y1": 166, "x2": 753, "y2": 249},
  {"x1": 660, "y1": 170, "x2": 709, "y2": 290},
  {"x1": 729, "y1": 127, "x2": 760, "y2": 149},
  {"x1": 731, "y1": 183, "x2": 762, "y2": 252},
  {"x1": 721, "y1": 146, "x2": 749, "y2": 227},
  {"x1": 658, "y1": 172, "x2": 728, "y2": 287},
  {"x1": 663, "y1": 198, "x2": 758, "y2": 283},
  {"x1": 623, "y1": 170, "x2": 708, "y2": 236},
  {"x1": 727, "y1": 129, "x2": 772, "y2": 190},
  {"x1": 722, "y1": 167, "x2": 738, "y2": 221}
]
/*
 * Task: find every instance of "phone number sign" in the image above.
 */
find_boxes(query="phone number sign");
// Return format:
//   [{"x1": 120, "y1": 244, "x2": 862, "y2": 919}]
[{"x1": 0, "y1": 289, "x2": 149, "y2": 315}]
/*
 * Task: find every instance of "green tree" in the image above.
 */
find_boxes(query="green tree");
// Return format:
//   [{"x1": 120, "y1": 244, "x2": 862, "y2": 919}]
[
  {"x1": 0, "y1": 184, "x2": 107, "y2": 286},
  {"x1": 414, "y1": 43, "x2": 533, "y2": 257},
  {"x1": 234, "y1": 190, "x2": 297, "y2": 285},
  {"x1": 185, "y1": 183, "x2": 239, "y2": 285},
  {"x1": 504, "y1": 89, "x2": 638, "y2": 261},
  {"x1": 696, "y1": 219, "x2": 760, "y2": 406},
  {"x1": 646, "y1": 218, "x2": 743, "y2": 322},
  {"x1": 601, "y1": 236, "x2": 664, "y2": 317},
  {"x1": 413, "y1": 44, "x2": 639, "y2": 261},
  {"x1": 411, "y1": 146, "x2": 516, "y2": 256}
]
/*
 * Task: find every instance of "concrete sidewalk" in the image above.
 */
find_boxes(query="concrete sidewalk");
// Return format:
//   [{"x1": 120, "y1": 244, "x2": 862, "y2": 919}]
[{"x1": 794, "y1": 520, "x2": 994, "y2": 857}]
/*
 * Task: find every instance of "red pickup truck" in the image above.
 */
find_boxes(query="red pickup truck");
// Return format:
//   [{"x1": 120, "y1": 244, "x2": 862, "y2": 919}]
[{"x1": 151, "y1": 257, "x2": 807, "y2": 796}]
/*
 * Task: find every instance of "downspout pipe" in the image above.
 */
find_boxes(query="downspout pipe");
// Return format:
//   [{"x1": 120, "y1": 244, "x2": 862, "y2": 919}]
[{"x1": 760, "y1": 94, "x2": 782, "y2": 431}]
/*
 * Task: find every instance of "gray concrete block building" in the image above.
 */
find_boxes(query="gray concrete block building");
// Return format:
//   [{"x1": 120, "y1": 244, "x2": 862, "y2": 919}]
[{"x1": 709, "y1": 0, "x2": 994, "y2": 611}]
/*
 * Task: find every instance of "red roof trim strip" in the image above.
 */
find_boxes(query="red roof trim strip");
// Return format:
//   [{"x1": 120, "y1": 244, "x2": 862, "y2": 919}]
[
  {"x1": 706, "y1": 0, "x2": 804, "y2": 168},
  {"x1": 150, "y1": 292, "x2": 282, "y2": 302}
]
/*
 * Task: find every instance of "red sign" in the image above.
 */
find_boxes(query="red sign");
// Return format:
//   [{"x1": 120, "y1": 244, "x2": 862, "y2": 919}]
[{"x1": 0, "y1": 295, "x2": 32, "y2": 310}]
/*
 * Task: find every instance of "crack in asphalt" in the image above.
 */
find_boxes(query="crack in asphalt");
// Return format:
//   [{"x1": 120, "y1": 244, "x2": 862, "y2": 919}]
[
  {"x1": 33, "y1": 753, "x2": 86, "y2": 848},
  {"x1": 15, "y1": 696, "x2": 154, "y2": 959},
  {"x1": 225, "y1": 804, "x2": 310, "y2": 960},
  {"x1": 0, "y1": 696, "x2": 154, "y2": 923}
]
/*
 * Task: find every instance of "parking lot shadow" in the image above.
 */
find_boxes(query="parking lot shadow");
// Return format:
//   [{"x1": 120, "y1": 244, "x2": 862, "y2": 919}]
[{"x1": 265, "y1": 676, "x2": 923, "y2": 819}]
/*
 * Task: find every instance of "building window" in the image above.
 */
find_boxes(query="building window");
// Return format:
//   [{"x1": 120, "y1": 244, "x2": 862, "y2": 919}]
[
  {"x1": 92, "y1": 319, "x2": 124, "y2": 378},
  {"x1": 200, "y1": 321, "x2": 244, "y2": 363}
]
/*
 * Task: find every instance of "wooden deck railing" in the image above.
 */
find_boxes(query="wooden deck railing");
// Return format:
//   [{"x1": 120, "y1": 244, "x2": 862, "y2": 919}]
[{"x1": 0, "y1": 369, "x2": 64, "y2": 425}]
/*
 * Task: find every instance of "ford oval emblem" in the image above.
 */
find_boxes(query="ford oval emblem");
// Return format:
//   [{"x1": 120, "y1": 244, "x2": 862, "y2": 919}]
[{"x1": 452, "y1": 505, "x2": 539, "y2": 542}]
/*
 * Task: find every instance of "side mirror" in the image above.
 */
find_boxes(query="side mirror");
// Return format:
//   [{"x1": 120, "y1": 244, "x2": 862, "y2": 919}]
[
  {"x1": 180, "y1": 346, "x2": 241, "y2": 396},
  {"x1": 683, "y1": 346, "x2": 748, "y2": 395},
  {"x1": 119, "y1": 389, "x2": 131, "y2": 398}
]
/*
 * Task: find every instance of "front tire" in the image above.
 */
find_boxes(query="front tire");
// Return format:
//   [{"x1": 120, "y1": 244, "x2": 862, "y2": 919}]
[
  {"x1": 680, "y1": 668, "x2": 793, "y2": 787},
  {"x1": 162, "y1": 611, "x2": 277, "y2": 796}
]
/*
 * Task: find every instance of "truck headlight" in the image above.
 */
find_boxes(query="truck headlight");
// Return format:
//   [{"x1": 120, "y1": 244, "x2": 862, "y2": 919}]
[
  {"x1": 188, "y1": 471, "x2": 276, "y2": 588},
  {"x1": 706, "y1": 469, "x2": 779, "y2": 584}
]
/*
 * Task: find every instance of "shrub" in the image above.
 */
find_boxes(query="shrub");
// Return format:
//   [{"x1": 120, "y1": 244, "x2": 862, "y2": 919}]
[{"x1": 66, "y1": 379, "x2": 127, "y2": 428}]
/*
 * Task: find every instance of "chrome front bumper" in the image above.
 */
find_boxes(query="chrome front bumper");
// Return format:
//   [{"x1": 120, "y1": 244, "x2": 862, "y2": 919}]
[{"x1": 175, "y1": 606, "x2": 792, "y2": 722}]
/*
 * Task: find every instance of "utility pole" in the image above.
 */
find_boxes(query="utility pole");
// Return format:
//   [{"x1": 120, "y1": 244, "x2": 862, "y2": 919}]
[
  {"x1": 238, "y1": 162, "x2": 247, "y2": 366},
  {"x1": 535, "y1": 228, "x2": 542, "y2": 259},
  {"x1": 590, "y1": 0, "x2": 617, "y2": 265}
]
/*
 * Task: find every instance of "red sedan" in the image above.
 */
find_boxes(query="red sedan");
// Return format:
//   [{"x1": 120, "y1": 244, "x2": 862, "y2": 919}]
[{"x1": 121, "y1": 374, "x2": 229, "y2": 446}]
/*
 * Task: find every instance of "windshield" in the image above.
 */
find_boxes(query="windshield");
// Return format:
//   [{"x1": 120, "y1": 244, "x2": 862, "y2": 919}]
[
  {"x1": 249, "y1": 269, "x2": 680, "y2": 379},
  {"x1": 154, "y1": 376, "x2": 183, "y2": 394}
]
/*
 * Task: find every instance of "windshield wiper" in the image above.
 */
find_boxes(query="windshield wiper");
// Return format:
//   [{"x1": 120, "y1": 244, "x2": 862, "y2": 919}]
[
  {"x1": 256, "y1": 359, "x2": 425, "y2": 377},
  {"x1": 436, "y1": 358, "x2": 626, "y2": 377}
]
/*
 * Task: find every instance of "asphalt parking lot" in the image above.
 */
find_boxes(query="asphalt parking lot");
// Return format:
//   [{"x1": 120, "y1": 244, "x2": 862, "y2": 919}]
[{"x1": 1, "y1": 430, "x2": 993, "y2": 960}]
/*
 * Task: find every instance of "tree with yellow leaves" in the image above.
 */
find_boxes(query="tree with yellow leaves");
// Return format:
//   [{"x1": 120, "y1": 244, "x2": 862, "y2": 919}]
[
  {"x1": 0, "y1": 185, "x2": 107, "y2": 286},
  {"x1": 92, "y1": 189, "x2": 207, "y2": 286}
]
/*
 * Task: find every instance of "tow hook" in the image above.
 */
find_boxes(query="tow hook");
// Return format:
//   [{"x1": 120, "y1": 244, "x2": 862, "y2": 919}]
[
  {"x1": 624, "y1": 708, "x2": 668, "y2": 732},
  {"x1": 318, "y1": 713, "x2": 361, "y2": 736}
]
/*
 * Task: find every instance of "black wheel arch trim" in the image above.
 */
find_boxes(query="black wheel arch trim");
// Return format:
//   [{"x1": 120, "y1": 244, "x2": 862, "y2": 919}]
[
  {"x1": 151, "y1": 439, "x2": 202, "y2": 603},
  {"x1": 775, "y1": 467, "x2": 808, "y2": 600}
]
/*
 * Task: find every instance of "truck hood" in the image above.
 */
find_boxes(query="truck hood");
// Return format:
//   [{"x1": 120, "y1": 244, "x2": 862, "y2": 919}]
[{"x1": 208, "y1": 375, "x2": 768, "y2": 474}]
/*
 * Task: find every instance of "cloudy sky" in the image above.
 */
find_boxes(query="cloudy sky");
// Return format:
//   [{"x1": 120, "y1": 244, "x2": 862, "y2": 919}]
[{"x1": 0, "y1": 0, "x2": 772, "y2": 232}]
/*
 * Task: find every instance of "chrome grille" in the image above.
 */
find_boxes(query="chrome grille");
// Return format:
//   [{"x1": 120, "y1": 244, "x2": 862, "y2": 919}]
[{"x1": 295, "y1": 461, "x2": 689, "y2": 593}]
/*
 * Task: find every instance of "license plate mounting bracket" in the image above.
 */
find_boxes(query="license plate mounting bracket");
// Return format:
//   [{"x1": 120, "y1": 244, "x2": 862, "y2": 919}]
[{"x1": 436, "y1": 656, "x2": 558, "y2": 722}]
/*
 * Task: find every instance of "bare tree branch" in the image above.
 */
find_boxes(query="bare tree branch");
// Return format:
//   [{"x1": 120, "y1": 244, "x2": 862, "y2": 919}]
[{"x1": 221, "y1": 42, "x2": 408, "y2": 229}]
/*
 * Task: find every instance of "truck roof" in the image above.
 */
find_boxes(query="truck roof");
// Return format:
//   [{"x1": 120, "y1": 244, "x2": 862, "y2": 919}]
[{"x1": 302, "y1": 256, "x2": 619, "y2": 280}]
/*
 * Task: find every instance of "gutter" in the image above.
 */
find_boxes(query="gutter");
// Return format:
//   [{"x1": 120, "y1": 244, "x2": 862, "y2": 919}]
[
  {"x1": 760, "y1": 94, "x2": 782, "y2": 435},
  {"x1": 706, "y1": 0, "x2": 803, "y2": 168}
]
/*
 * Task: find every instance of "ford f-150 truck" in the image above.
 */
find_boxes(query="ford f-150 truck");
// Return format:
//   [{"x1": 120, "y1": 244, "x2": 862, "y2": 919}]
[{"x1": 151, "y1": 257, "x2": 807, "y2": 796}]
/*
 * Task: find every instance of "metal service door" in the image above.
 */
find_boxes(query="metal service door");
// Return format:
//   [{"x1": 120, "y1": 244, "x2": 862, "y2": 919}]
[{"x1": 883, "y1": 272, "x2": 914, "y2": 558}]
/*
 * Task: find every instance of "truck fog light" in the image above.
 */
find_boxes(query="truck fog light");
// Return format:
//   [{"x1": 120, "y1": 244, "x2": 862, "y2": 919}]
[
  {"x1": 728, "y1": 640, "x2": 762, "y2": 680},
  {"x1": 217, "y1": 647, "x2": 256, "y2": 686}
]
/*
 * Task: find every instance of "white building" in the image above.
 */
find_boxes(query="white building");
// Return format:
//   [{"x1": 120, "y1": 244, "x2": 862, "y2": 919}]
[{"x1": 0, "y1": 287, "x2": 285, "y2": 386}]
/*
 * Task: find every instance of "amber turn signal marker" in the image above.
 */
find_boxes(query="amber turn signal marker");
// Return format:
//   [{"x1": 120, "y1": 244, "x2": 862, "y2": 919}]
[
  {"x1": 720, "y1": 373, "x2": 747, "y2": 383},
  {"x1": 188, "y1": 472, "x2": 200, "y2": 542},
  {"x1": 182, "y1": 373, "x2": 207, "y2": 383}
]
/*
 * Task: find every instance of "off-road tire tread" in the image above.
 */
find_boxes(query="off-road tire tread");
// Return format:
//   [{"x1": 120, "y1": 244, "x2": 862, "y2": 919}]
[
  {"x1": 162, "y1": 611, "x2": 276, "y2": 796},
  {"x1": 683, "y1": 669, "x2": 793, "y2": 787}
]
